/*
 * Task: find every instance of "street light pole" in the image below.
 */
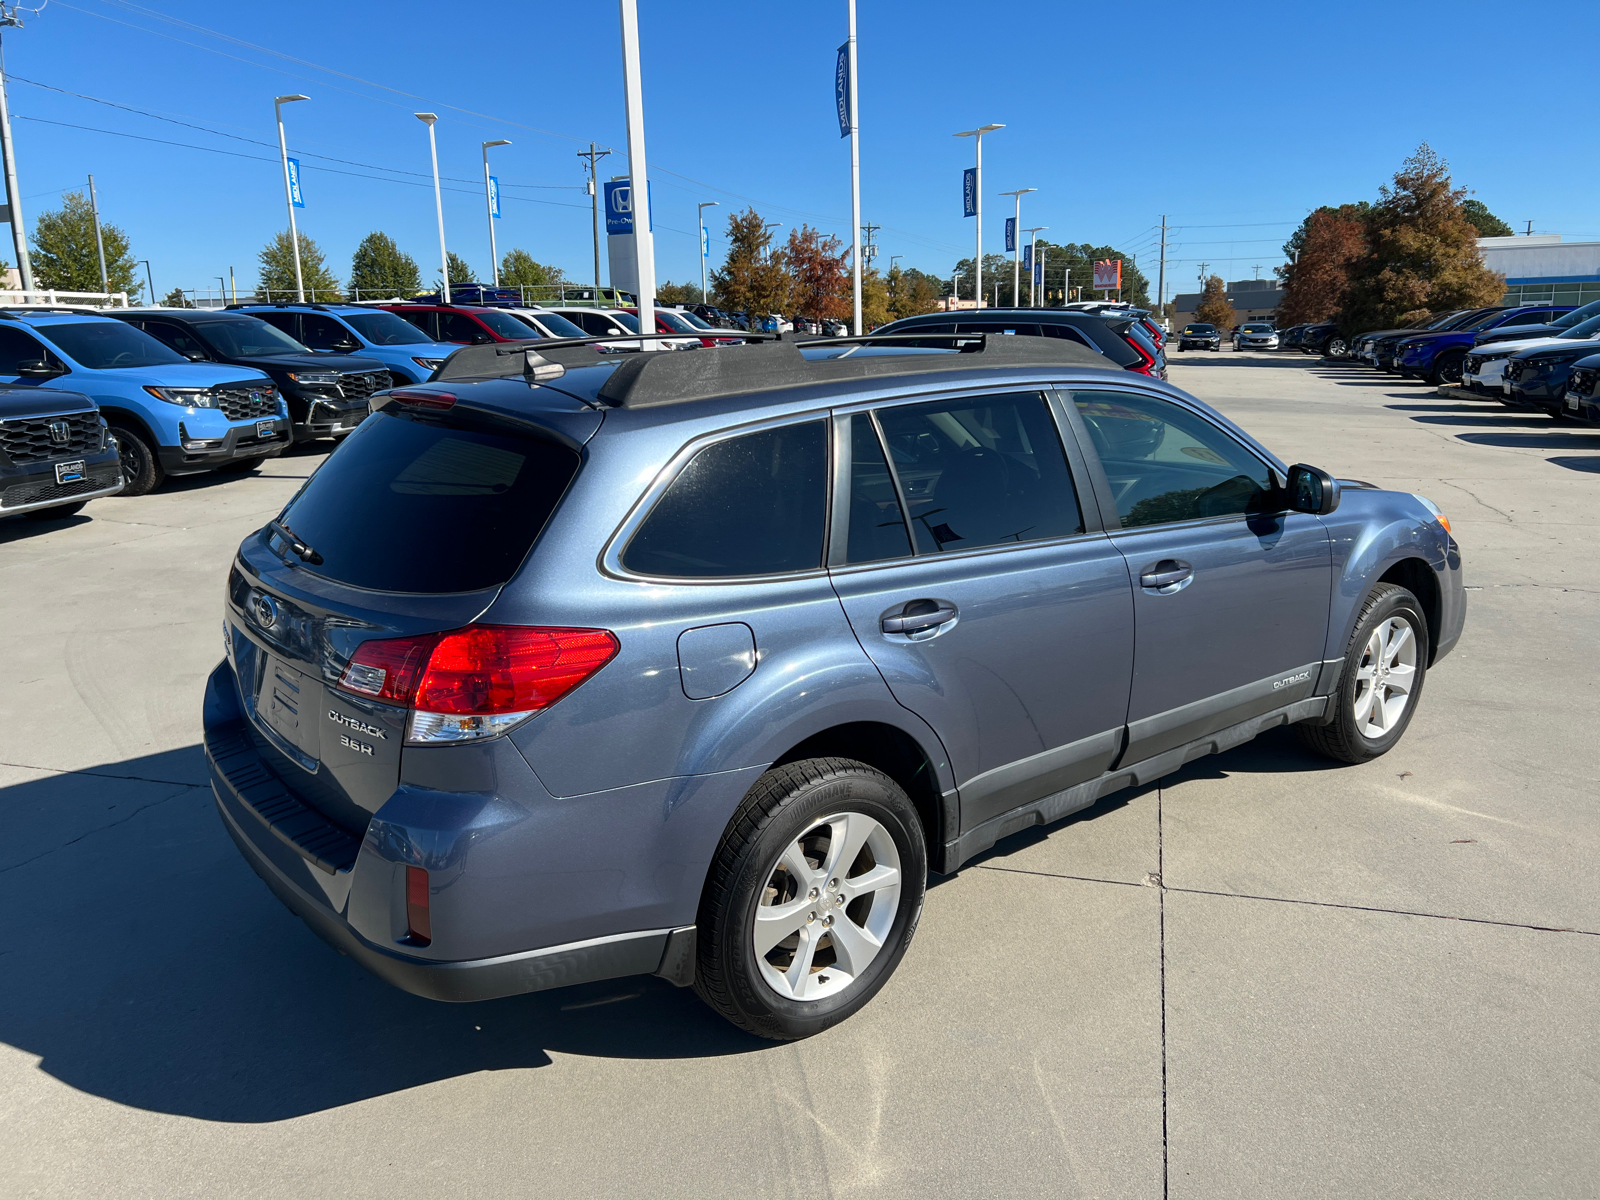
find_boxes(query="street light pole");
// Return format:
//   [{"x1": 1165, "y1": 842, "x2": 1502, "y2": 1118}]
[
  {"x1": 1023, "y1": 226, "x2": 1046, "y2": 306},
  {"x1": 998, "y1": 187, "x2": 1035, "y2": 307},
  {"x1": 0, "y1": 14, "x2": 34, "y2": 293},
  {"x1": 698, "y1": 200, "x2": 718, "y2": 304},
  {"x1": 846, "y1": 0, "x2": 862, "y2": 335},
  {"x1": 416, "y1": 114, "x2": 448, "y2": 300},
  {"x1": 618, "y1": 0, "x2": 657, "y2": 347},
  {"x1": 954, "y1": 124, "x2": 1003, "y2": 310},
  {"x1": 139, "y1": 259, "x2": 154, "y2": 305},
  {"x1": 482, "y1": 139, "x2": 511, "y2": 286},
  {"x1": 273, "y1": 95, "x2": 309, "y2": 302}
]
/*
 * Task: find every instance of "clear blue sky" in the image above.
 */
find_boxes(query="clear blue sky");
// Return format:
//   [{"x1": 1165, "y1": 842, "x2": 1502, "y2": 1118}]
[{"x1": 4, "y1": 0, "x2": 1593, "y2": 303}]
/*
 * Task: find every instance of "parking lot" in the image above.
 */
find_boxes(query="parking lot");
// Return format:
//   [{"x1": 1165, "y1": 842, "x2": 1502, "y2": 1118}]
[{"x1": 2, "y1": 352, "x2": 1596, "y2": 1198}]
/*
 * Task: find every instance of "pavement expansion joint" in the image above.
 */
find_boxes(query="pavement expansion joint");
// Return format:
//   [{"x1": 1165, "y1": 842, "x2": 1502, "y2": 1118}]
[
  {"x1": 0, "y1": 786, "x2": 201, "y2": 876},
  {"x1": 0, "y1": 759, "x2": 206, "y2": 787}
]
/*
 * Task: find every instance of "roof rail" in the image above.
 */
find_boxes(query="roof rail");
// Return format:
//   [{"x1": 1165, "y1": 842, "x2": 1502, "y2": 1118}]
[{"x1": 431, "y1": 330, "x2": 1108, "y2": 408}]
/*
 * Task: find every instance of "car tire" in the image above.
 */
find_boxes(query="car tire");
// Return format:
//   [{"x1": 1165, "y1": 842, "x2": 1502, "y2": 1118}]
[
  {"x1": 1428, "y1": 351, "x2": 1465, "y2": 387},
  {"x1": 109, "y1": 425, "x2": 163, "y2": 497},
  {"x1": 26, "y1": 500, "x2": 86, "y2": 519},
  {"x1": 694, "y1": 757, "x2": 927, "y2": 1041},
  {"x1": 1327, "y1": 336, "x2": 1348, "y2": 357},
  {"x1": 1298, "y1": 583, "x2": 1429, "y2": 765}
]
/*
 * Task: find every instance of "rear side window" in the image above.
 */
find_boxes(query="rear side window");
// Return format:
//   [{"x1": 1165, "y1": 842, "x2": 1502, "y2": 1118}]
[
  {"x1": 846, "y1": 414, "x2": 912, "y2": 564},
  {"x1": 875, "y1": 392, "x2": 1083, "y2": 553},
  {"x1": 277, "y1": 410, "x2": 578, "y2": 593},
  {"x1": 623, "y1": 421, "x2": 828, "y2": 577},
  {"x1": 390, "y1": 310, "x2": 438, "y2": 339}
]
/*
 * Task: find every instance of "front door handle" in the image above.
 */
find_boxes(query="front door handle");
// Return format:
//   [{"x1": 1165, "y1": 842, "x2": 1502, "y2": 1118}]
[
  {"x1": 1139, "y1": 559, "x2": 1193, "y2": 591},
  {"x1": 881, "y1": 599, "x2": 958, "y2": 635}
]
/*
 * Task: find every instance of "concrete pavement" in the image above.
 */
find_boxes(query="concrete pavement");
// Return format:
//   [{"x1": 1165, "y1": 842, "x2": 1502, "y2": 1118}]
[{"x1": 0, "y1": 358, "x2": 1594, "y2": 1198}]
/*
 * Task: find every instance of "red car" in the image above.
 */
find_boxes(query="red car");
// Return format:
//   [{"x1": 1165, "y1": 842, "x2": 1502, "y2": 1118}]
[
  {"x1": 623, "y1": 307, "x2": 738, "y2": 349},
  {"x1": 377, "y1": 303, "x2": 540, "y2": 345}
]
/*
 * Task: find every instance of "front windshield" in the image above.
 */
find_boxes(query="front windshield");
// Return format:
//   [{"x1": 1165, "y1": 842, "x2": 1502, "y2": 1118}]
[
  {"x1": 1423, "y1": 311, "x2": 1467, "y2": 329},
  {"x1": 343, "y1": 311, "x2": 435, "y2": 346},
  {"x1": 519, "y1": 311, "x2": 586, "y2": 338},
  {"x1": 1557, "y1": 314, "x2": 1600, "y2": 339},
  {"x1": 198, "y1": 317, "x2": 311, "y2": 357},
  {"x1": 1242, "y1": 323, "x2": 1273, "y2": 332},
  {"x1": 656, "y1": 310, "x2": 697, "y2": 334},
  {"x1": 610, "y1": 311, "x2": 641, "y2": 333},
  {"x1": 39, "y1": 320, "x2": 187, "y2": 369},
  {"x1": 677, "y1": 310, "x2": 714, "y2": 330},
  {"x1": 476, "y1": 310, "x2": 538, "y2": 339},
  {"x1": 1552, "y1": 299, "x2": 1600, "y2": 328},
  {"x1": 1184, "y1": 324, "x2": 1214, "y2": 333}
]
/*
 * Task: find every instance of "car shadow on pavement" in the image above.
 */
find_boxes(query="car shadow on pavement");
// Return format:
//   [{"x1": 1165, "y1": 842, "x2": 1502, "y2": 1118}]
[
  {"x1": 1456, "y1": 430, "x2": 1600, "y2": 450},
  {"x1": 0, "y1": 747, "x2": 765, "y2": 1124},
  {"x1": 1547, "y1": 455, "x2": 1600, "y2": 473},
  {"x1": 0, "y1": 511, "x2": 94, "y2": 542},
  {"x1": 1406, "y1": 413, "x2": 1557, "y2": 428}
]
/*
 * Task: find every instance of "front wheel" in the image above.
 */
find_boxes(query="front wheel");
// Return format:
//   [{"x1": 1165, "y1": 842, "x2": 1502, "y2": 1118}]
[
  {"x1": 1299, "y1": 583, "x2": 1429, "y2": 764},
  {"x1": 1429, "y1": 351, "x2": 1465, "y2": 387},
  {"x1": 1327, "y1": 336, "x2": 1348, "y2": 357},
  {"x1": 695, "y1": 758, "x2": 927, "y2": 1040},
  {"x1": 109, "y1": 425, "x2": 163, "y2": 497}
]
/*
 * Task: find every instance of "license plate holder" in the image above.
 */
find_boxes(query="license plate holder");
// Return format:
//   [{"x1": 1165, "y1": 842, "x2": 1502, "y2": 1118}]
[
  {"x1": 1567, "y1": 393, "x2": 1580, "y2": 410},
  {"x1": 53, "y1": 459, "x2": 85, "y2": 484},
  {"x1": 256, "y1": 420, "x2": 274, "y2": 439}
]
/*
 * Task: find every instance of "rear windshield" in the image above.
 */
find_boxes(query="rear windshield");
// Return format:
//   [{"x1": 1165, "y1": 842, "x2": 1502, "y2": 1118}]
[
  {"x1": 38, "y1": 320, "x2": 187, "y2": 369},
  {"x1": 276, "y1": 409, "x2": 578, "y2": 593},
  {"x1": 344, "y1": 311, "x2": 436, "y2": 346}
]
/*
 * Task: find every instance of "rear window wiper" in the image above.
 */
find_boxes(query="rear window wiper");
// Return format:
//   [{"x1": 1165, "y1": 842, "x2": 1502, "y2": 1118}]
[{"x1": 269, "y1": 520, "x2": 324, "y2": 565}]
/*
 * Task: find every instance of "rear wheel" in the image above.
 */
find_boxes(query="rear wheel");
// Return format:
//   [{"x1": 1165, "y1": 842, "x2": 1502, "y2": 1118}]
[
  {"x1": 109, "y1": 425, "x2": 163, "y2": 497},
  {"x1": 695, "y1": 758, "x2": 927, "y2": 1040},
  {"x1": 1299, "y1": 583, "x2": 1428, "y2": 764}
]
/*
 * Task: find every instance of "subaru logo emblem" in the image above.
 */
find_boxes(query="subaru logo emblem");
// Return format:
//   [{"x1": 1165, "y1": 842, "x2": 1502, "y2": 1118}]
[
  {"x1": 48, "y1": 420, "x2": 69, "y2": 445},
  {"x1": 251, "y1": 592, "x2": 279, "y2": 630}
]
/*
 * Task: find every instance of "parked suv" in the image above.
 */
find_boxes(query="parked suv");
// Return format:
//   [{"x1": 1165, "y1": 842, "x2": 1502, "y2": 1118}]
[
  {"x1": 110, "y1": 308, "x2": 389, "y2": 443},
  {"x1": 206, "y1": 334, "x2": 1464, "y2": 1040},
  {"x1": 0, "y1": 383, "x2": 123, "y2": 519},
  {"x1": 0, "y1": 308, "x2": 286, "y2": 495},
  {"x1": 1393, "y1": 305, "x2": 1572, "y2": 385},
  {"x1": 377, "y1": 302, "x2": 548, "y2": 347},
  {"x1": 233, "y1": 303, "x2": 456, "y2": 386},
  {"x1": 875, "y1": 309, "x2": 1167, "y2": 377}
]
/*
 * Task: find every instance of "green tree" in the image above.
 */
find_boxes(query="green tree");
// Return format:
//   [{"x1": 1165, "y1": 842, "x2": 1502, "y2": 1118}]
[
  {"x1": 709, "y1": 207, "x2": 791, "y2": 321},
  {"x1": 499, "y1": 248, "x2": 566, "y2": 291},
  {"x1": 861, "y1": 265, "x2": 889, "y2": 329},
  {"x1": 434, "y1": 251, "x2": 478, "y2": 290},
  {"x1": 30, "y1": 190, "x2": 141, "y2": 299},
  {"x1": 656, "y1": 280, "x2": 704, "y2": 305},
  {"x1": 1461, "y1": 199, "x2": 1514, "y2": 238},
  {"x1": 1194, "y1": 275, "x2": 1236, "y2": 329},
  {"x1": 348, "y1": 232, "x2": 421, "y2": 298},
  {"x1": 887, "y1": 264, "x2": 942, "y2": 320},
  {"x1": 1343, "y1": 144, "x2": 1504, "y2": 330},
  {"x1": 161, "y1": 287, "x2": 193, "y2": 308},
  {"x1": 258, "y1": 230, "x2": 340, "y2": 301}
]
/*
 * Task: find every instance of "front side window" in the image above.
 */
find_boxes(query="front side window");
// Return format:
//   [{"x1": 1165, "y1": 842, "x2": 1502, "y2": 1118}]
[
  {"x1": 845, "y1": 414, "x2": 912, "y2": 564},
  {"x1": 142, "y1": 319, "x2": 211, "y2": 359},
  {"x1": 300, "y1": 313, "x2": 355, "y2": 350},
  {"x1": 0, "y1": 326, "x2": 54, "y2": 374},
  {"x1": 519, "y1": 311, "x2": 587, "y2": 339},
  {"x1": 1073, "y1": 390, "x2": 1276, "y2": 528},
  {"x1": 36, "y1": 320, "x2": 186, "y2": 369},
  {"x1": 438, "y1": 312, "x2": 494, "y2": 344},
  {"x1": 875, "y1": 391, "x2": 1083, "y2": 553},
  {"x1": 476, "y1": 310, "x2": 539, "y2": 340},
  {"x1": 622, "y1": 421, "x2": 828, "y2": 577},
  {"x1": 390, "y1": 310, "x2": 438, "y2": 339}
]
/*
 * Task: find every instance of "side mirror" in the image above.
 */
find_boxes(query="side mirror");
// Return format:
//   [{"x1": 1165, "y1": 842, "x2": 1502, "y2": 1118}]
[
  {"x1": 332, "y1": 339, "x2": 361, "y2": 352},
  {"x1": 16, "y1": 359, "x2": 60, "y2": 379},
  {"x1": 183, "y1": 351, "x2": 209, "y2": 362},
  {"x1": 1286, "y1": 463, "x2": 1340, "y2": 515}
]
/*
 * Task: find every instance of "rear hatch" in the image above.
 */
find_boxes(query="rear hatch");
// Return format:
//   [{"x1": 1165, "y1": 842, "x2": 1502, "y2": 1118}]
[{"x1": 226, "y1": 392, "x2": 594, "y2": 836}]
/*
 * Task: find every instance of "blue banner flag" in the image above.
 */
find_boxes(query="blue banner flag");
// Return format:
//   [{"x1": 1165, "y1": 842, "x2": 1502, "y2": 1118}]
[
  {"x1": 701, "y1": 225, "x2": 710, "y2": 259},
  {"x1": 1005, "y1": 218, "x2": 1015, "y2": 252},
  {"x1": 488, "y1": 175, "x2": 501, "y2": 219},
  {"x1": 963, "y1": 168, "x2": 977, "y2": 218},
  {"x1": 286, "y1": 157, "x2": 305, "y2": 209},
  {"x1": 1034, "y1": 256, "x2": 1043, "y2": 286},
  {"x1": 603, "y1": 179, "x2": 654, "y2": 234},
  {"x1": 1022, "y1": 244, "x2": 1032, "y2": 272},
  {"x1": 835, "y1": 43, "x2": 851, "y2": 138}
]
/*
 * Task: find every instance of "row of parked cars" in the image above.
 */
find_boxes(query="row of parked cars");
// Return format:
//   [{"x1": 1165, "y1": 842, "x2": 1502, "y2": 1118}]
[
  {"x1": 1278, "y1": 300, "x2": 1600, "y2": 423},
  {"x1": 0, "y1": 296, "x2": 1175, "y2": 526}
]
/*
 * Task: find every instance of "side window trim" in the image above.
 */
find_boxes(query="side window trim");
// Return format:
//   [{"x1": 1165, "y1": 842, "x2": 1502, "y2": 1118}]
[{"x1": 604, "y1": 411, "x2": 835, "y2": 583}]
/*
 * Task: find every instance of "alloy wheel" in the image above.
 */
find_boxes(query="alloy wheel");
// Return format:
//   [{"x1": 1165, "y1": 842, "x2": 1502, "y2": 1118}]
[
  {"x1": 753, "y1": 811, "x2": 902, "y2": 1003},
  {"x1": 1353, "y1": 616, "x2": 1418, "y2": 738},
  {"x1": 1328, "y1": 337, "x2": 1348, "y2": 357}
]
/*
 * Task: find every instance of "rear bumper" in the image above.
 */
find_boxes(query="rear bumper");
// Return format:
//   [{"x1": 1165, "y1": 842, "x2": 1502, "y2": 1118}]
[
  {"x1": 158, "y1": 419, "x2": 291, "y2": 474},
  {"x1": 203, "y1": 661, "x2": 699, "y2": 1002}
]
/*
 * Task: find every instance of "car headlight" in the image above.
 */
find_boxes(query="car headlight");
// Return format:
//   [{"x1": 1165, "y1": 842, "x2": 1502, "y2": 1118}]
[
  {"x1": 411, "y1": 357, "x2": 446, "y2": 370},
  {"x1": 286, "y1": 371, "x2": 341, "y2": 386},
  {"x1": 143, "y1": 385, "x2": 215, "y2": 407}
]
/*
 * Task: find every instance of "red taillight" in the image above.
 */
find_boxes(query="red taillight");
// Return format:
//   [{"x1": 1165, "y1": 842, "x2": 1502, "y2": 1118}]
[
  {"x1": 387, "y1": 388, "x2": 456, "y2": 410},
  {"x1": 1125, "y1": 336, "x2": 1158, "y2": 375},
  {"x1": 338, "y1": 624, "x2": 618, "y2": 716},
  {"x1": 405, "y1": 865, "x2": 432, "y2": 945}
]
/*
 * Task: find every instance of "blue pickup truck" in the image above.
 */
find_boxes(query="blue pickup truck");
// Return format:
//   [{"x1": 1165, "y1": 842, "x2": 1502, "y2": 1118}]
[{"x1": 1394, "y1": 304, "x2": 1572, "y2": 386}]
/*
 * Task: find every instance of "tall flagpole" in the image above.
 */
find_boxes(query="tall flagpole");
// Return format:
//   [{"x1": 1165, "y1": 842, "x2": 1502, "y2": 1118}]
[{"x1": 847, "y1": 0, "x2": 862, "y2": 335}]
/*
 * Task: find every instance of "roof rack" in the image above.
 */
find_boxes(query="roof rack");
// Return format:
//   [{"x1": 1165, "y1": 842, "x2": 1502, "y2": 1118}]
[
  {"x1": 0, "y1": 305, "x2": 112, "y2": 318},
  {"x1": 224, "y1": 301, "x2": 337, "y2": 311},
  {"x1": 432, "y1": 330, "x2": 1108, "y2": 408}
]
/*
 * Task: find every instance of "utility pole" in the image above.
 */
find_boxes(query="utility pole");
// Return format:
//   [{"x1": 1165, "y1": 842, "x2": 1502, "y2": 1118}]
[
  {"x1": 1524, "y1": 220, "x2": 1533, "y2": 236},
  {"x1": 861, "y1": 220, "x2": 879, "y2": 272},
  {"x1": 0, "y1": 7, "x2": 32, "y2": 293},
  {"x1": 578, "y1": 143, "x2": 612, "y2": 293},
  {"x1": 1197, "y1": 262, "x2": 1209, "y2": 286},
  {"x1": 1157, "y1": 215, "x2": 1167, "y2": 321},
  {"x1": 87, "y1": 174, "x2": 108, "y2": 294}
]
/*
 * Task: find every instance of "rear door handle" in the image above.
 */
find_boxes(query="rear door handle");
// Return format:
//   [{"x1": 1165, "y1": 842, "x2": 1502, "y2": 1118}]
[
  {"x1": 881, "y1": 599, "x2": 959, "y2": 635},
  {"x1": 1139, "y1": 559, "x2": 1193, "y2": 590}
]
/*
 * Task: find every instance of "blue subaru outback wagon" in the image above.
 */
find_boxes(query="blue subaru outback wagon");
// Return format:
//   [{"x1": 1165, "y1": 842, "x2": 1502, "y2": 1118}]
[{"x1": 205, "y1": 334, "x2": 1466, "y2": 1039}]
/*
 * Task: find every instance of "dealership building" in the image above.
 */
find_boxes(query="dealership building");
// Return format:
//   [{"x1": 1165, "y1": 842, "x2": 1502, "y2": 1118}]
[{"x1": 1480, "y1": 235, "x2": 1600, "y2": 307}]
